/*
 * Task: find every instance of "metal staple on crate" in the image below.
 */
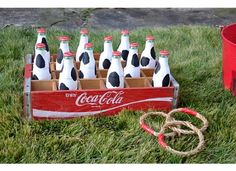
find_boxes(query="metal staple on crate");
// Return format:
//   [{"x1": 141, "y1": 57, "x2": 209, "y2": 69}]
[{"x1": 139, "y1": 108, "x2": 208, "y2": 157}]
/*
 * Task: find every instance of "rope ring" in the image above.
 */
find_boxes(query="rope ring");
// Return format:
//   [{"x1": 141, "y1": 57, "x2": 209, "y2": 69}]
[
  {"x1": 166, "y1": 108, "x2": 208, "y2": 135},
  {"x1": 139, "y1": 111, "x2": 176, "y2": 138},
  {"x1": 158, "y1": 120, "x2": 205, "y2": 157}
]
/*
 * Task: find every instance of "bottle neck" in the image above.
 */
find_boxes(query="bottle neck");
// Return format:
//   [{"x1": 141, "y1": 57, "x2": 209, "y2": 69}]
[
  {"x1": 35, "y1": 48, "x2": 46, "y2": 55},
  {"x1": 145, "y1": 41, "x2": 154, "y2": 50},
  {"x1": 120, "y1": 35, "x2": 129, "y2": 49},
  {"x1": 85, "y1": 49, "x2": 94, "y2": 58},
  {"x1": 63, "y1": 57, "x2": 74, "y2": 69},
  {"x1": 111, "y1": 56, "x2": 122, "y2": 67},
  {"x1": 159, "y1": 56, "x2": 169, "y2": 67},
  {"x1": 79, "y1": 35, "x2": 88, "y2": 49},
  {"x1": 60, "y1": 41, "x2": 69, "y2": 52},
  {"x1": 104, "y1": 42, "x2": 113, "y2": 53},
  {"x1": 37, "y1": 34, "x2": 46, "y2": 42}
]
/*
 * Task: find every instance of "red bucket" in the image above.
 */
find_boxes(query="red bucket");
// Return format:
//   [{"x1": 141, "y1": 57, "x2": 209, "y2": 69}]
[{"x1": 221, "y1": 23, "x2": 236, "y2": 94}]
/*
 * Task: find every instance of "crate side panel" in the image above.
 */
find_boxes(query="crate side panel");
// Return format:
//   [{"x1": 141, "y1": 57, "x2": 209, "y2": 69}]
[{"x1": 31, "y1": 87, "x2": 174, "y2": 119}]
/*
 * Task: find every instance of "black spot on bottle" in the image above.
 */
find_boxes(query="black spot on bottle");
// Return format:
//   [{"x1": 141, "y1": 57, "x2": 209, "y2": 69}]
[
  {"x1": 162, "y1": 74, "x2": 170, "y2": 87},
  {"x1": 121, "y1": 50, "x2": 129, "y2": 61},
  {"x1": 151, "y1": 47, "x2": 156, "y2": 60},
  {"x1": 71, "y1": 68, "x2": 77, "y2": 81},
  {"x1": 79, "y1": 70, "x2": 84, "y2": 79},
  {"x1": 82, "y1": 52, "x2": 90, "y2": 65},
  {"x1": 155, "y1": 61, "x2": 161, "y2": 74},
  {"x1": 108, "y1": 72, "x2": 120, "y2": 87},
  {"x1": 32, "y1": 74, "x2": 39, "y2": 80},
  {"x1": 95, "y1": 65, "x2": 97, "y2": 76},
  {"x1": 151, "y1": 80, "x2": 154, "y2": 87},
  {"x1": 125, "y1": 74, "x2": 132, "y2": 77},
  {"x1": 42, "y1": 38, "x2": 49, "y2": 52},
  {"x1": 79, "y1": 53, "x2": 84, "y2": 61},
  {"x1": 36, "y1": 54, "x2": 45, "y2": 68},
  {"x1": 131, "y1": 54, "x2": 139, "y2": 67},
  {"x1": 57, "y1": 49, "x2": 63, "y2": 64},
  {"x1": 59, "y1": 83, "x2": 69, "y2": 90},
  {"x1": 140, "y1": 57, "x2": 150, "y2": 67},
  {"x1": 103, "y1": 59, "x2": 111, "y2": 69}
]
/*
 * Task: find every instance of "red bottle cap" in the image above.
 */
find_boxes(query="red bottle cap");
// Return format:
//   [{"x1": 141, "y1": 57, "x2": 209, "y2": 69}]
[
  {"x1": 160, "y1": 50, "x2": 169, "y2": 56},
  {"x1": 130, "y1": 42, "x2": 138, "y2": 47},
  {"x1": 59, "y1": 36, "x2": 70, "y2": 41},
  {"x1": 85, "y1": 42, "x2": 93, "y2": 49},
  {"x1": 36, "y1": 43, "x2": 46, "y2": 48},
  {"x1": 112, "y1": 51, "x2": 121, "y2": 56},
  {"x1": 104, "y1": 36, "x2": 113, "y2": 41},
  {"x1": 37, "y1": 28, "x2": 46, "y2": 33},
  {"x1": 121, "y1": 29, "x2": 129, "y2": 35},
  {"x1": 80, "y1": 28, "x2": 89, "y2": 35},
  {"x1": 64, "y1": 52, "x2": 75, "y2": 57},
  {"x1": 146, "y1": 35, "x2": 155, "y2": 41}
]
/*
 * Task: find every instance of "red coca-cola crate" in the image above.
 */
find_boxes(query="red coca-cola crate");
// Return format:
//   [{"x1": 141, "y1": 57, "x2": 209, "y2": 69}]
[{"x1": 23, "y1": 53, "x2": 179, "y2": 120}]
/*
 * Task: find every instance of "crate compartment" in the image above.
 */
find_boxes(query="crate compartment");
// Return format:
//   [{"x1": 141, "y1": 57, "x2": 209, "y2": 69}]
[
  {"x1": 79, "y1": 79, "x2": 106, "y2": 90},
  {"x1": 98, "y1": 69, "x2": 108, "y2": 78},
  {"x1": 141, "y1": 68, "x2": 154, "y2": 77},
  {"x1": 31, "y1": 80, "x2": 57, "y2": 91},
  {"x1": 125, "y1": 78, "x2": 151, "y2": 88},
  {"x1": 50, "y1": 62, "x2": 56, "y2": 72},
  {"x1": 75, "y1": 62, "x2": 80, "y2": 70},
  {"x1": 51, "y1": 54, "x2": 57, "y2": 62}
]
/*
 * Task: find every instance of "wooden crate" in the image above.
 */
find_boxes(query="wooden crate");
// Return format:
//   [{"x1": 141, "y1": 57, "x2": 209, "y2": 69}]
[{"x1": 23, "y1": 53, "x2": 179, "y2": 120}]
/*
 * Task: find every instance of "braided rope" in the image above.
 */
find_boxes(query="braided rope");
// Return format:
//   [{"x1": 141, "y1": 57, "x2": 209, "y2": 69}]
[
  {"x1": 139, "y1": 108, "x2": 209, "y2": 157},
  {"x1": 158, "y1": 120, "x2": 205, "y2": 157},
  {"x1": 139, "y1": 111, "x2": 176, "y2": 138},
  {"x1": 166, "y1": 108, "x2": 208, "y2": 135}
]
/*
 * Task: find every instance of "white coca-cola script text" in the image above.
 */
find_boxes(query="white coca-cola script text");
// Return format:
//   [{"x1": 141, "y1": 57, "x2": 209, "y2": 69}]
[{"x1": 75, "y1": 91, "x2": 124, "y2": 106}]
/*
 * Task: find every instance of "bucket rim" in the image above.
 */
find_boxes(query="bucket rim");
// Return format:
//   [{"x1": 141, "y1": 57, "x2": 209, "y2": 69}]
[{"x1": 221, "y1": 22, "x2": 236, "y2": 46}]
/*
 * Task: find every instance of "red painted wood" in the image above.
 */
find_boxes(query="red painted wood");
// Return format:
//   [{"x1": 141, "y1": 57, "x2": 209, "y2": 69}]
[
  {"x1": 24, "y1": 64, "x2": 32, "y2": 79},
  {"x1": 31, "y1": 87, "x2": 174, "y2": 119}
]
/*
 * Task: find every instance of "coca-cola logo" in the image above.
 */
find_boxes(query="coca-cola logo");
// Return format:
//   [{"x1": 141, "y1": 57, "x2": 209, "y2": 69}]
[{"x1": 75, "y1": 91, "x2": 124, "y2": 106}]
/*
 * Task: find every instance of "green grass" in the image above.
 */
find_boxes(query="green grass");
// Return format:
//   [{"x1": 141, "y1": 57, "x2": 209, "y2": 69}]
[{"x1": 0, "y1": 25, "x2": 236, "y2": 163}]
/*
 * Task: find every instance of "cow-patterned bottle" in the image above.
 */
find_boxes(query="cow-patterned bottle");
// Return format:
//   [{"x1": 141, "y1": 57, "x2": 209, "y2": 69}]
[
  {"x1": 58, "y1": 52, "x2": 77, "y2": 90},
  {"x1": 117, "y1": 29, "x2": 130, "y2": 61},
  {"x1": 124, "y1": 42, "x2": 140, "y2": 78},
  {"x1": 106, "y1": 51, "x2": 124, "y2": 88},
  {"x1": 56, "y1": 36, "x2": 70, "y2": 71},
  {"x1": 152, "y1": 50, "x2": 171, "y2": 87},
  {"x1": 99, "y1": 36, "x2": 113, "y2": 69},
  {"x1": 32, "y1": 43, "x2": 51, "y2": 80},
  {"x1": 76, "y1": 29, "x2": 89, "y2": 62},
  {"x1": 140, "y1": 36, "x2": 157, "y2": 69},
  {"x1": 35, "y1": 28, "x2": 50, "y2": 64},
  {"x1": 79, "y1": 43, "x2": 96, "y2": 79}
]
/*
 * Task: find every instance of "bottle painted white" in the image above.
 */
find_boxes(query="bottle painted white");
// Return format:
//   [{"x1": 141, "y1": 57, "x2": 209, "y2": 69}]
[
  {"x1": 32, "y1": 43, "x2": 51, "y2": 80},
  {"x1": 79, "y1": 43, "x2": 96, "y2": 79},
  {"x1": 140, "y1": 36, "x2": 157, "y2": 69},
  {"x1": 106, "y1": 51, "x2": 124, "y2": 88},
  {"x1": 124, "y1": 42, "x2": 140, "y2": 78},
  {"x1": 58, "y1": 52, "x2": 77, "y2": 90},
  {"x1": 152, "y1": 50, "x2": 171, "y2": 87},
  {"x1": 56, "y1": 36, "x2": 70, "y2": 71},
  {"x1": 117, "y1": 30, "x2": 130, "y2": 61},
  {"x1": 99, "y1": 36, "x2": 113, "y2": 69},
  {"x1": 76, "y1": 29, "x2": 89, "y2": 62},
  {"x1": 35, "y1": 28, "x2": 50, "y2": 64}
]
